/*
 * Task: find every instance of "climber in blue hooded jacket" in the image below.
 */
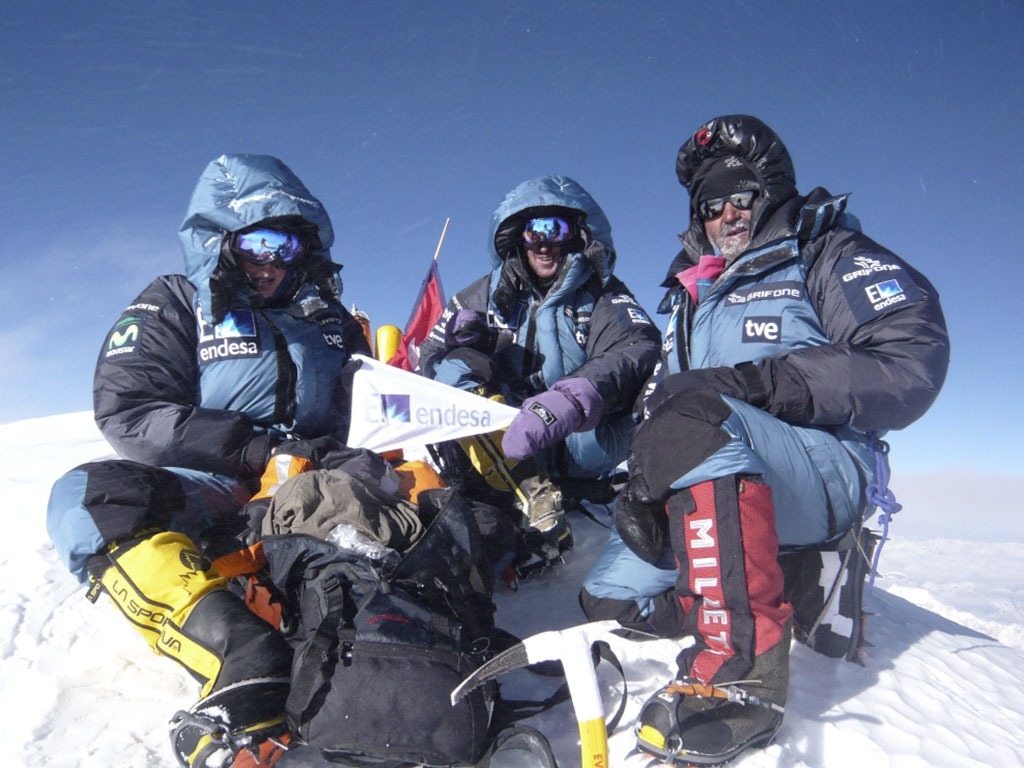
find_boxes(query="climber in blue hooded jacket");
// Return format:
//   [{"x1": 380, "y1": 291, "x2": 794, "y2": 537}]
[
  {"x1": 417, "y1": 175, "x2": 661, "y2": 546},
  {"x1": 46, "y1": 155, "x2": 370, "y2": 768}
]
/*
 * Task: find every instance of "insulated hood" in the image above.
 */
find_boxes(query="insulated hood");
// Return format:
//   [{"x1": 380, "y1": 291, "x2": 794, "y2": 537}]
[
  {"x1": 177, "y1": 154, "x2": 335, "y2": 318},
  {"x1": 675, "y1": 115, "x2": 798, "y2": 258},
  {"x1": 487, "y1": 175, "x2": 615, "y2": 283}
]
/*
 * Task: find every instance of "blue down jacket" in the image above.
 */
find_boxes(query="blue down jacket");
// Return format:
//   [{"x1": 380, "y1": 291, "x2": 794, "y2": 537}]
[
  {"x1": 418, "y1": 175, "x2": 661, "y2": 477},
  {"x1": 93, "y1": 154, "x2": 370, "y2": 479}
]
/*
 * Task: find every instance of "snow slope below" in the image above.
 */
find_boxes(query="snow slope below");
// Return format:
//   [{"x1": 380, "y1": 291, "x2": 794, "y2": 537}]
[{"x1": 2, "y1": 413, "x2": 1022, "y2": 767}]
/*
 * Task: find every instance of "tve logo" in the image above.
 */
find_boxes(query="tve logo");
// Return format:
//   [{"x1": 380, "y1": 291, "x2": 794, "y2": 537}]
[{"x1": 742, "y1": 316, "x2": 782, "y2": 343}]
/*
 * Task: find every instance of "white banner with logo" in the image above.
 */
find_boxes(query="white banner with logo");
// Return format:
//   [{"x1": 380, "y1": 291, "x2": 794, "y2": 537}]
[{"x1": 346, "y1": 355, "x2": 519, "y2": 453}]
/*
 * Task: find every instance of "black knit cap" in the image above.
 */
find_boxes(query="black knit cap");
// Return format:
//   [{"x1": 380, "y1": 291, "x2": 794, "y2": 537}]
[{"x1": 691, "y1": 155, "x2": 760, "y2": 206}]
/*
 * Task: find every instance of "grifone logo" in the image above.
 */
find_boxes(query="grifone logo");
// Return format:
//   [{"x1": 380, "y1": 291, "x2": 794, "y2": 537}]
[{"x1": 841, "y1": 255, "x2": 902, "y2": 282}]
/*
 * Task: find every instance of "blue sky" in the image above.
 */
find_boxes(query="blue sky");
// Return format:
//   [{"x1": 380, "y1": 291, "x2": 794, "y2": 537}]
[{"x1": 2, "y1": 1, "x2": 1021, "y2": 475}]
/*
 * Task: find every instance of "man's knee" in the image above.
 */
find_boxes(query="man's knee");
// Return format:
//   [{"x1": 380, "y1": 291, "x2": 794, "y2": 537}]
[
  {"x1": 47, "y1": 460, "x2": 188, "y2": 582},
  {"x1": 431, "y1": 347, "x2": 496, "y2": 390},
  {"x1": 630, "y1": 390, "x2": 734, "y2": 500}
]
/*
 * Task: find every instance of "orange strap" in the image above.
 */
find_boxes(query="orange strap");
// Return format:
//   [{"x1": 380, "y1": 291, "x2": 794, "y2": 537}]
[{"x1": 212, "y1": 541, "x2": 267, "y2": 578}]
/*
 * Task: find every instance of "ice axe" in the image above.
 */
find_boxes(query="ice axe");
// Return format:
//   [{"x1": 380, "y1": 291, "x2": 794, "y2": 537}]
[{"x1": 451, "y1": 619, "x2": 624, "y2": 768}]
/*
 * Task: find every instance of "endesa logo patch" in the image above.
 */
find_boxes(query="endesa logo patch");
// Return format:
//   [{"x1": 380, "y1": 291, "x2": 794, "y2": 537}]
[
  {"x1": 742, "y1": 316, "x2": 782, "y2": 343},
  {"x1": 197, "y1": 308, "x2": 259, "y2": 363},
  {"x1": 865, "y1": 279, "x2": 906, "y2": 311},
  {"x1": 838, "y1": 253, "x2": 924, "y2": 323}
]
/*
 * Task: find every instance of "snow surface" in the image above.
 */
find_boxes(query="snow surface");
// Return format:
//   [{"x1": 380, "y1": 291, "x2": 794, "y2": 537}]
[{"x1": 3, "y1": 412, "x2": 1023, "y2": 767}]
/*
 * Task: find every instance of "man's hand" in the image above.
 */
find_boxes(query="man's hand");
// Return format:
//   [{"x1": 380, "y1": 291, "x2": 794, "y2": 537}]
[
  {"x1": 444, "y1": 309, "x2": 493, "y2": 352},
  {"x1": 643, "y1": 362, "x2": 767, "y2": 418},
  {"x1": 502, "y1": 378, "x2": 603, "y2": 460}
]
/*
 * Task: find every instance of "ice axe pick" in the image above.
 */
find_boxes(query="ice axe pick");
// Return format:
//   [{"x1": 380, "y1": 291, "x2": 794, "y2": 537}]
[{"x1": 451, "y1": 619, "x2": 622, "y2": 768}]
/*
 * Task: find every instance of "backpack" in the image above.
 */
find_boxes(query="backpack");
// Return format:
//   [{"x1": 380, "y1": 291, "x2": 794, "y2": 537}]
[
  {"x1": 261, "y1": 488, "x2": 506, "y2": 767},
  {"x1": 779, "y1": 525, "x2": 879, "y2": 662}
]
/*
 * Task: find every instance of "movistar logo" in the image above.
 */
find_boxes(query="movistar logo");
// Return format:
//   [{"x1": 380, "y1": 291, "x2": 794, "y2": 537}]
[
  {"x1": 108, "y1": 317, "x2": 140, "y2": 349},
  {"x1": 104, "y1": 316, "x2": 145, "y2": 359}
]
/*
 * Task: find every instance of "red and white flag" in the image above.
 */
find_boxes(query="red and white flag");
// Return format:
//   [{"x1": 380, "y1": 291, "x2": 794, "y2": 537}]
[{"x1": 387, "y1": 259, "x2": 445, "y2": 372}]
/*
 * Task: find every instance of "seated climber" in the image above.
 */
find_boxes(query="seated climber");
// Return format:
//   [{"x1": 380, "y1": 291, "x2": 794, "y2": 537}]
[
  {"x1": 46, "y1": 154, "x2": 371, "y2": 768},
  {"x1": 579, "y1": 114, "x2": 949, "y2": 765},
  {"x1": 416, "y1": 175, "x2": 661, "y2": 577}
]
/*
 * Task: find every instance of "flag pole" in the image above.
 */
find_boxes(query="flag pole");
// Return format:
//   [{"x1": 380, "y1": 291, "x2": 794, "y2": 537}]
[{"x1": 432, "y1": 217, "x2": 450, "y2": 262}]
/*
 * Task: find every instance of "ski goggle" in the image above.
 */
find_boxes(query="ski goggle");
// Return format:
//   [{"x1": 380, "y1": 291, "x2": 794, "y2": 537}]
[
  {"x1": 698, "y1": 189, "x2": 759, "y2": 221},
  {"x1": 522, "y1": 217, "x2": 573, "y2": 247},
  {"x1": 232, "y1": 228, "x2": 306, "y2": 265}
]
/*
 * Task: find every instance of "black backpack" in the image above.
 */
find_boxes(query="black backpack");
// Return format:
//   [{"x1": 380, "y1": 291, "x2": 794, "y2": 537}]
[{"x1": 262, "y1": 488, "x2": 509, "y2": 767}]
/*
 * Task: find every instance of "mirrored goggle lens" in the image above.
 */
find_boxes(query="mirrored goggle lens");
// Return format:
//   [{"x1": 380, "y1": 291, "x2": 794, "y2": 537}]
[
  {"x1": 698, "y1": 190, "x2": 758, "y2": 221},
  {"x1": 522, "y1": 217, "x2": 572, "y2": 246},
  {"x1": 233, "y1": 229, "x2": 305, "y2": 265}
]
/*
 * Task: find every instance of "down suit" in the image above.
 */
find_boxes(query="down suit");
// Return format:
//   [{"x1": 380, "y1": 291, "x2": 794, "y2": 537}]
[
  {"x1": 48, "y1": 155, "x2": 369, "y2": 582},
  {"x1": 44, "y1": 155, "x2": 371, "y2": 767},
  {"x1": 581, "y1": 116, "x2": 950, "y2": 696},
  {"x1": 418, "y1": 175, "x2": 662, "y2": 481}
]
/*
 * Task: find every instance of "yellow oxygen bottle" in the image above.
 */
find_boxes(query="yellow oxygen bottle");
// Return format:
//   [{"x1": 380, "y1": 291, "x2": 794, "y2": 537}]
[{"x1": 376, "y1": 324, "x2": 402, "y2": 363}]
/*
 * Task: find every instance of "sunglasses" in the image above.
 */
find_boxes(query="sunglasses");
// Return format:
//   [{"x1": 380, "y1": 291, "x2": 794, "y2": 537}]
[
  {"x1": 698, "y1": 190, "x2": 759, "y2": 221},
  {"x1": 232, "y1": 228, "x2": 306, "y2": 265},
  {"x1": 522, "y1": 217, "x2": 573, "y2": 247}
]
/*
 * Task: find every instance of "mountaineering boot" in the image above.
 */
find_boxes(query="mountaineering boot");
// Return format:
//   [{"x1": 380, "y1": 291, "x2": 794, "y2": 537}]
[
  {"x1": 633, "y1": 475, "x2": 793, "y2": 764},
  {"x1": 169, "y1": 679, "x2": 291, "y2": 767},
  {"x1": 91, "y1": 531, "x2": 293, "y2": 767},
  {"x1": 456, "y1": 429, "x2": 565, "y2": 533},
  {"x1": 505, "y1": 516, "x2": 574, "y2": 586},
  {"x1": 635, "y1": 620, "x2": 791, "y2": 765}
]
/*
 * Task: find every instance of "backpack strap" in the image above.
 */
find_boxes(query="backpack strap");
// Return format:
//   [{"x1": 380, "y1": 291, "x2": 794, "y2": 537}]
[{"x1": 288, "y1": 573, "x2": 350, "y2": 725}]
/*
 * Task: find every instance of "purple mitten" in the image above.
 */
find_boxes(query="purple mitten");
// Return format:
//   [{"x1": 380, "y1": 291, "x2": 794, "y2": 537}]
[
  {"x1": 502, "y1": 377, "x2": 603, "y2": 460},
  {"x1": 444, "y1": 309, "x2": 491, "y2": 350}
]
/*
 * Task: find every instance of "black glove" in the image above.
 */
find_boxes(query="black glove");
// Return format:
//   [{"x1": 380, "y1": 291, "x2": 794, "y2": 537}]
[
  {"x1": 643, "y1": 361, "x2": 768, "y2": 418},
  {"x1": 614, "y1": 492, "x2": 669, "y2": 565},
  {"x1": 239, "y1": 434, "x2": 277, "y2": 491}
]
